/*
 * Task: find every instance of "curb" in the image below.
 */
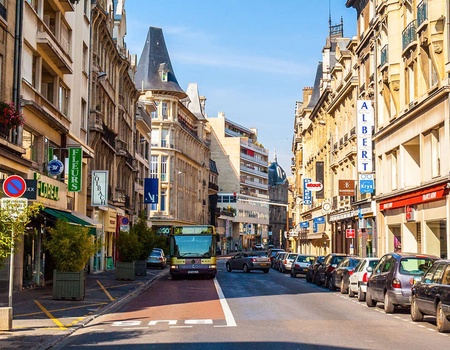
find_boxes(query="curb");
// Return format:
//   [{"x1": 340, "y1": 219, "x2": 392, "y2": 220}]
[{"x1": 34, "y1": 269, "x2": 169, "y2": 350}]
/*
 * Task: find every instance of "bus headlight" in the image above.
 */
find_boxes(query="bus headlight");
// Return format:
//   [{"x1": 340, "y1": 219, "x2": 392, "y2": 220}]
[
  {"x1": 170, "y1": 265, "x2": 178, "y2": 269},
  {"x1": 209, "y1": 265, "x2": 216, "y2": 269}
]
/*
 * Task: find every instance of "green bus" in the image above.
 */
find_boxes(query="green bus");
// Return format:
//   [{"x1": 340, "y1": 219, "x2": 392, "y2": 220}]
[{"x1": 169, "y1": 225, "x2": 218, "y2": 279}]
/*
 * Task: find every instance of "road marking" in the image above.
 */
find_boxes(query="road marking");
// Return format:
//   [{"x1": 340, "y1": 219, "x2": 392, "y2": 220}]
[
  {"x1": 16, "y1": 302, "x2": 107, "y2": 317},
  {"x1": 170, "y1": 326, "x2": 193, "y2": 328},
  {"x1": 112, "y1": 321, "x2": 142, "y2": 327},
  {"x1": 97, "y1": 280, "x2": 115, "y2": 301},
  {"x1": 213, "y1": 278, "x2": 237, "y2": 327},
  {"x1": 34, "y1": 300, "x2": 67, "y2": 331},
  {"x1": 149, "y1": 320, "x2": 177, "y2": 326},
  {"x1": 185, "y1": 319, "x2": 213, "y2": 325}
]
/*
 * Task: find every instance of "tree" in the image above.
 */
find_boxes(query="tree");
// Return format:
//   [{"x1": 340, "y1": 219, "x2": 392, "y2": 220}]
[{"x1": 0, "y1": 200, "x2": 43, "y2": 266}]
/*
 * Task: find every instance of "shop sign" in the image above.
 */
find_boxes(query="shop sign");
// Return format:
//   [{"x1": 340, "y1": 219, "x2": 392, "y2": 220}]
[
  {"x1": 346, "y1": 229, "x2": 355, "y2": 239},
  {"x1": 38, "y1": 181, "x2": 59, "y2": 200},
  {"x1": 305, "y1": 181, "x2": 323, "y2": 192},
  {"x1": 339, "y1": 180, "x2": 355, "y2": 196},
  {"x1": 91, "y1": 170, "x2": 108, "y2": 206},
  {"x1": 300, "y1": 221, "x2": 309, "y2": 228},
  {"x1": 303, "y1": 178, "x2": 312, "y2": 205},
  {"x1": 359, "y1": 173, "x2": 374, "y2": 194},
  {"x1": 68, "y1": 148, "x2": 82, "y2": 192},
  {"x1": 357, "y1": 100, "x2": 374, "y2": 173},
  {"x1": 405, "y1": 205, "x2": 415, "y2": 222}
]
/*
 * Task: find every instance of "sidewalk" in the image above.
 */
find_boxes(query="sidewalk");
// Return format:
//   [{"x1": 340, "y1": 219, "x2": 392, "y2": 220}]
[{"x1": 0, "y1": 267, "x2": 167, "y2": 350}]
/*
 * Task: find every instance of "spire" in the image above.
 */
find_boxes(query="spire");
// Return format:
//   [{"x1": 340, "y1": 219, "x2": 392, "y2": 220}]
[{"x1": 134, "y1": 27, "x2": 186, "y2": 98}]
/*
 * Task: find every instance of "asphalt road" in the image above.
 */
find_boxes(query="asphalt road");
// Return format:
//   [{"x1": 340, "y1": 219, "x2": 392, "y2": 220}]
[{"x1": 54, "y1": 258, "x2": 450, "y2": 350}]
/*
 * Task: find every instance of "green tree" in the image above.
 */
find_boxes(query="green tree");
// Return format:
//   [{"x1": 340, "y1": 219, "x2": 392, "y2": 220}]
[
  {"x1": 0, "y1": 200, "x2": 43, "y2": 266},
  {"x1": 131, "y1": 211, "x2": 168, "y2": 259},
  {"x1": 45, "y1": 219, "x2": 99, "y2": 272},
  {"x1": 115, "y1": 230, "x2": 143, "y2": 262}
]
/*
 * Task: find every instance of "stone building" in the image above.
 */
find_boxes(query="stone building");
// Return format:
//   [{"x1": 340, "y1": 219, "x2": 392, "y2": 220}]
[
  {"x1": 134, "y1": 27, "x2": 212, "y2": 234},
  {"x1": 268, "y1": 158, "x2": 288, "y2": 249}
]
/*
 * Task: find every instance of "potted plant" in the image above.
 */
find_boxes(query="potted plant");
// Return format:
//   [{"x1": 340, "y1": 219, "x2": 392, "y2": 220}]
[
  {"x1": 45, "y1": 219, "x2": 98, "y2": 300},
  {"x1": 0, "y1": 102, "x2": 24, "y2": 129},
  {"x1": 115, "y1": 230, "x2": 142, "y2": 280},
  {"x1": 132, "y1": 212, "x2": 155, "y2": 276}
]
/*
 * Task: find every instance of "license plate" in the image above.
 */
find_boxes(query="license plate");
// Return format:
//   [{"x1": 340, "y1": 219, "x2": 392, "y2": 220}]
[
  {"x1": 188, "y1": 270, "x2": 199, "y2": 274},
  {"x1": 260, "y1": 263, "x2": 267, "y2": 266},
  {"x1": 303, "y1": 268, "x2": 308, "y2": 272}
]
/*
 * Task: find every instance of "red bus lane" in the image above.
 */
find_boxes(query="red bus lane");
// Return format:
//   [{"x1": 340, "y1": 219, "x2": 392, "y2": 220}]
[{"x1": 101, "y1": 277, "x2": 228, "y2": 327}]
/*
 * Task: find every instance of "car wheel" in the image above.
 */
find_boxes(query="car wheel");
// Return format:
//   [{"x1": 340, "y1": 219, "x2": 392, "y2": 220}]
[
  {"x1": 243, "y1": 264, "x2": 250, "y2": 273},
  {"x1": 226, "y1": 263, "x2": 232, "y2": 272},
  {"x1": 437, "y1": 302, "x2": 450, "y2": 333},
  {"x1": 366, "y1": 287, "x2": 376, "y2": 307},
  {"x1": 357, "y1": 287, "x2": 365, "y2": 302},
  {"x1": 263, "y1": 269, "x2": 269, "y2": 274},
  {"x1": 328, "y1": 277, "x2": 335, "y2": 291},
  {"x1": 384, "y1": 292, "x2": 395, "y2": 313},
  {"x1": 348, "y1": 285, "x2": 355, "y2": 298},
  {"x1": 410, "y1": 295, "x2": 423, "y2": 322},
  {"x1": 306, "y1": 275, "x2": 312, "y2": 283},
  {"x1": 291, "y1": 271, "x2": 296, "y2": 278},
  {"x1": 340, "y1": 279, "x2": 347, "y2": 294}
]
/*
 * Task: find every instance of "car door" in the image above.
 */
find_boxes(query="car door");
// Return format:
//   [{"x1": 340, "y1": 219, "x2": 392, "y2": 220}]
[
  {"x1": 414, "y1": 262, "x2": 437, "y2": 312},
  {"x1": 369, "y1": 255, "x2": 389, "y2": 301},
  {"x1": 424, "y1": 263, "x2": 446, "y2": 315},
  {"x1": 230, "y1": 253, "x2": 243, "y2": 269},
  {"x1": 335, "y1": 259, "x2": 348, "y2": 286}
]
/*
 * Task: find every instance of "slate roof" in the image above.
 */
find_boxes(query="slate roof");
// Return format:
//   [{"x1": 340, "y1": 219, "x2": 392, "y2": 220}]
[
  {"x1": 185, "y1": 83, "x2": 206, "y2": 120},
  {"x1": 307, "y1": 62, "x2": 323, "y2": 109},
  {"x1": 268, "y1": 161, "x2": 287, "y2": 187},
  {"x1": 134, "y1": 27, "x2": 186, "y2": 98}
]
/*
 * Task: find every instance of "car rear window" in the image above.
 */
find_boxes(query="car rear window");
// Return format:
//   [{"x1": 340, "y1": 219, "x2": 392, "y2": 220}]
[
  {"x1": 399, "y1": 258, "x2": 434, "y2": 275},
  {"x1": 288, "y1": 254, "x2": 298, "y2": 259}
]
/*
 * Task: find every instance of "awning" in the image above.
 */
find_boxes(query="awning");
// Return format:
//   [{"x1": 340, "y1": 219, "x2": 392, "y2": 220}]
[
  {"x1": 42, "y1": 208, "x2": 97, "y2": 235},
  {"x1": 379, "y1": 183, "x2": 448, "y2": 211}
]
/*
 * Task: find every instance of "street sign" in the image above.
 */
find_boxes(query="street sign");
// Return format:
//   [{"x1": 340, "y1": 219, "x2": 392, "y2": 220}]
[
  {"x1": 346, "y1": 229, "x2": 356, "y2": 239},
  {"x1": 2, "y1": 175, "x2": 27, "y2": 198},
  {"x1": 1, "y1": 198, "x2": 28, "y2": 219}
]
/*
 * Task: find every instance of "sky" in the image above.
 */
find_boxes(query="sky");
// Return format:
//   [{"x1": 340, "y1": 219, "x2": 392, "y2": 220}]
[{"x1": 124, "y1": 0, "x2": 357, "y2": 173}]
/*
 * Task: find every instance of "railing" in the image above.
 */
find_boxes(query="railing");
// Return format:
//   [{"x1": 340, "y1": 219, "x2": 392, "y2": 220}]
[
  {"x1": 380, "y1": 45, "x2": 388, "y2": 67},
  {"x1": 102, "y1": 123, "x2": 116, "y2": 148},
  {"x1": 417, "y1": 0, "x2": 427, "y2": 27},
  {"x1": 402, "y1": 20, "x2": 417, "y2": 50}
]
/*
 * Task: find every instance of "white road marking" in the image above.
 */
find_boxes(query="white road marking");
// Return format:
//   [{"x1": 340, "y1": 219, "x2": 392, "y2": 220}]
[
  {"x1": 214, "y1": 278, "x2": 237, "y2": 327},
  {"x1": 112, "y1": 321, "x2": 142, "y2": 327},
  {"x1": 149, "y1": 320, "x2": 177, "y2": 326},
  {"x1": 185, "y1": 319, "x2": 213, "y2": 325}
]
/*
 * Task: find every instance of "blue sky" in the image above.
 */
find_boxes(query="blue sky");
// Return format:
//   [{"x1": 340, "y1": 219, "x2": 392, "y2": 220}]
[{"x1": 124, "y1": 0, "x2": 357, "y2": 172}]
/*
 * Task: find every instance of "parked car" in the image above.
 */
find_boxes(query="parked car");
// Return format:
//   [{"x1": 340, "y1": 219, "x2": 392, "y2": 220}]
[
  {"x1": 348, "y1": 257, "x2": 380, "y2": 301},
  {"x1": 272, "y1": 252, "x2": 287, "y2": 270},
  {"x1": 291, "y1": 254, "x2": 316, "y2": 278},
  {"x1": 254, "y1": 243, "x2": 265, "y2": 250},
  {"x1": 147, "y1": 249, "x2": 167, "y2": 269},
  {"x1": 366, "y1": 252, "x2": 438, "y2": 313},
  {"x1": 306, "y1": 255, "x2": 325, "y2": 283},
  {"x1": 268, "y1": 248, "x2": 284, "y2": 267},
  {"x1": 225, "y1": 252, "x2": 271, "y2": 273},
  {"x1": 411, "y1": 259, "x2": 450, "y2": 332},
  {"x1": 279, "y1": 253, "x2": 298, "y2": 273},
  {"x1": 315, "y1": 253, "x2": 347, "y2": 288},
  {"x1": 330, "y1": 256, "x2": 360, "y2": 292}
]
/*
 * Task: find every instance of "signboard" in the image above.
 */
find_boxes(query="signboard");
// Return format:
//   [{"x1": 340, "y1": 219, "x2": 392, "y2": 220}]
[
  {"x1": 91, "y1": 170, "x2": 108, "y2": 206},
  {"x1": 1, "y1": 198, "x2": 28, "y2": 219},
  {"x1": 300, "y1": 221, "x2": 309, "y2": 228},
  {"x1": 313, "y1": 216, "x2": 325, "y2": 224},
  {"x1": 305, "y1": 181, "x2": 323, "y2": 192},
  {"x1": 359, "y1": 173, "x2": 374, "y2": 194},
  {"x1": 405, "y1": 205, "x2": 415, "y2": 222},
  {"x1": 346, "y1": 229, "x2": 356, "y2": 239},
  {"x1": 118, "y1": 215, "x2": 130, "y2": 232},
  {"x1": 3, "y1": 175, "x2": 27, "y2": 198},
  {"x1": 68, "y1": 148, "x2": 82, "y2": 192},
  {"x1": 339, "y1": 180, "x2": 355, "y2": 196},
  {"x1": 144, "y1": 178, "x2": 159, "y2": 204},
  {"x1": 357, "y1": 100, "x2": 374, "y2": 173},
  {"x1": 47, "y1": 158, "x2": 64, "y2": 176},
  {"x1": 303, "y1": 178, "x2": 312, "y2": 205}
]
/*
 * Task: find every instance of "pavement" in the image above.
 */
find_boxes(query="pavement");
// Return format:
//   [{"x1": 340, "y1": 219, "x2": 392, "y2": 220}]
[{"x1": 0, "y1": 267, "x2": 167, "y2": 350}]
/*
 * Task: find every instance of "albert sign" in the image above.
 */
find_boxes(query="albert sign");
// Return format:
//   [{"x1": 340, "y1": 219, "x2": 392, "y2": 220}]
[{"x1": 305, "y1": 181, "x2": 323, "y2": 192}]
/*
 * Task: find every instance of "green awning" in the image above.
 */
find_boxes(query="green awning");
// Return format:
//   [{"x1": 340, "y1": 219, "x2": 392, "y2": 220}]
[{"x1": 43, "y1": 208, "x2": 98, "y2": 235}]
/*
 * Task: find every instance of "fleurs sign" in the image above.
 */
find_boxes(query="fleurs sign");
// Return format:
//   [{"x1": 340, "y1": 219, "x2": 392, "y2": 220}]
[
  {"x1": 91, "y1": 170, "x2": 108, "y2": 206},
  {"x1": 68, "y1": 148, "x2": 82, "y2": 192},
  {"x1": 0, "y1": 102, "x2": 24, "y2": 129}
]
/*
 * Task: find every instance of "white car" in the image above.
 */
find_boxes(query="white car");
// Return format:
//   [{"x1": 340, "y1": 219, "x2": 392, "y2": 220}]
[
  {"x1": 254, "y1": 244, "x2": 265, "y2": 250},
  {"x1": 348, "y1": 257, "x2": 379, "y2": 301}
]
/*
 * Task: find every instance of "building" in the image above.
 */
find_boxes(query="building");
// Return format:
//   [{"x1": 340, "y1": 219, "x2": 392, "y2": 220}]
[
  {"x1": 208, "y1": 113, "x2": 270, "y2": 251},
  {"x1": 134, "y1": 27, "x2": 212, "y2": 234},
  {"x1": 268, "y1": 158, "x2": 288, "y2": 249}
]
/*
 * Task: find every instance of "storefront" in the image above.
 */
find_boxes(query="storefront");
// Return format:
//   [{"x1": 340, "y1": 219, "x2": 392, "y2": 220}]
[{"x1": 378, "y1": 182, "x2": 449, "y2": 258}]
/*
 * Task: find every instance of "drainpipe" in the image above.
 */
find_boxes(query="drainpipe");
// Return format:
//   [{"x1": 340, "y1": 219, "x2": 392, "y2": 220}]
[{"x1": 13, "y1": 0, "x2": 23, "y2": 107}]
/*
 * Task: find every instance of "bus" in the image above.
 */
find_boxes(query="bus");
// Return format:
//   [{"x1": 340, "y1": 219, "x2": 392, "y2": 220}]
[{"x1": 169, "y1": 225, "x2": 218, "y2": 279}]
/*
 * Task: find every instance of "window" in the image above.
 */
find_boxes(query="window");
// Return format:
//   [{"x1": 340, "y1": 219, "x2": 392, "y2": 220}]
[
  {"x1": 161, "y1": 156, "x2": 168, "y2": 181},
  {"x1": 58, "y1": 83, "x2": 69, "y2": 116},
  {"x1": 151, "y1": 102, "x2": 158, "y2": 119},
  {"x1": 160, "y1": 190, "x2": 166, "y2": 211},
  {"x1": 162, "y1": 102, "x2": 168, "y2": 120},
  {"x1": 150, "y1": 155, "x2": 158, "y2": 178},
  {"x1": 161, "y1": 71, "x2": 168, "y2": 82},
  {"x1": 41, "y1": 65, "x2": 55, "y2": 103},
  {"x1": 431, "y1": 129, "x2": 440, "y2": 177},
  {"x1": 23, "y1": 129, "x2": 38, "y2": 162},
  {"x1": 390, "y1": 150, "x2": 398, "y2": 190},
  {"x1": 82, "y1": 43, "x2": 88, "y2": 74},
  {"x1": 81, "y1": 99, "x2": 87, "y2": 129}
]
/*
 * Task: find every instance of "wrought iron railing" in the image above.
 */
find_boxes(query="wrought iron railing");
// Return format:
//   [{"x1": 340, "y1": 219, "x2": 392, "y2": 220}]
[
  {"x1": 380, "y1": 45, "x2": 388, "y2": 66},
  {"x1": 417, "y1": 0, "x2": 427, "y2": 27},
  {"x1": 402, "y1": 20, "x2": 417, "y2": 50}
]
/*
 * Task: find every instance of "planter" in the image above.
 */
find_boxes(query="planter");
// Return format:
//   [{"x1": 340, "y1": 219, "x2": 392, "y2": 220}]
[
  {"x1": 116, "y1": 261, "x2": 135, "y2": 280},
  {"x1": 134, "y1": 260, "x2": 147, "y2": 276},
  {"x1": 53, "y1": 270, "x2": 85, "y2": 300}
]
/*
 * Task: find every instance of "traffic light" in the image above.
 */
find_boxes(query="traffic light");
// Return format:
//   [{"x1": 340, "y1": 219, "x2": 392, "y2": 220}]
[{"x1": 232, "y1": 192, "x2": 237, "y2": 202}]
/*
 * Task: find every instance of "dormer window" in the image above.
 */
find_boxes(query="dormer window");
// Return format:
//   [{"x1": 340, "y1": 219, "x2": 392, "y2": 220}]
[{"x1": 158, "y1": 63, "x2": 169, "y2": 82}]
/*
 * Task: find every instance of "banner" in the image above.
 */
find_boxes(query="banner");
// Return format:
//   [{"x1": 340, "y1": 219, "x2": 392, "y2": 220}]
[
  {"x1": 144, "y1": 178, "x2": 159, "y2": 204},
  {"x1": 91, "y1": 170, "x2": 108, "y2": 206},
  {"x1": 68, "y1": 148, "x2": 82, "y2": 192}
]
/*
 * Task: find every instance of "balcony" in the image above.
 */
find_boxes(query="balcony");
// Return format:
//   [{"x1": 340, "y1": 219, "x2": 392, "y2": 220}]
[
  {"x1": 36, "y1": 22, "x2": 72, "y2": 74},
  {"x1": 402, "y1": 20, "x2": 417, "y2": 51},
  {"x1": 58, "y1": 0, "x2": 76, "y2": 11},
  {"x1": 417, "y1": 0, "x2": 427, "y2": 28},
  {"x1": 102, "y1": 123, "x2": 116, "y2": 148},
  {"x1": 115, "y1": 138, "x2": 128, "y2": 155}
]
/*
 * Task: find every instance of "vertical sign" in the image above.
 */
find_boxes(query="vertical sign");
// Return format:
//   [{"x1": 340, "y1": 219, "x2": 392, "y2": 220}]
[
  {"x1": 316, "y1": 161, "x2": 324, "y2": 199},
  {"x1": 68, "y1": 148, "x2": 82, "y2": 192},
  {"x1": 144, "y1": 178, "x2": 159, "y2": 204},
  {"x1": 357, "y1": 100, "x2": 374, "y2": 173},
  {"x1": 359, "y1": 173, "x2": 374, "y2": 194},
  {"x1": 91, "y1": 170, "x2": 108, "y2": 206},
  {"x1": 303, "y1": 178, "x2": 312, "y2": 205}
]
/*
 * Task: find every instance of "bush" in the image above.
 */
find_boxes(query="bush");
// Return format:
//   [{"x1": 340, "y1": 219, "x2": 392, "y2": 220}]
[
  {"x1": 115, "y1": 231, "x2": 143, "y2": 262},
  {"x1": 45, "y1": 219, "x2": 98, "y2": 272}
]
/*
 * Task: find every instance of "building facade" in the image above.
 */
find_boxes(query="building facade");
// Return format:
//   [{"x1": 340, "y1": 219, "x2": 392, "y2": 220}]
[{"x1": 208, "y1": 113, "x2": 270, "y2": 252}]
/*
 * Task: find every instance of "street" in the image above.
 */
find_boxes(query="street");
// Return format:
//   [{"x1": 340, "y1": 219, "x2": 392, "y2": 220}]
[{"x1": 54, "y1": 258, "x2": 450, "y2": 350}]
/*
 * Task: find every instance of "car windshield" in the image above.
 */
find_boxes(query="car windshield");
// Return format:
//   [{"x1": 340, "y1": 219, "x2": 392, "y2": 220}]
[
  {"x1": 297, "y1": 256, "x2": 315, "y2": 263},
  {"x1": 288, "y1": 254, "x2": 298, "y2": 259},
  {"x1": 399, "y1": 258, "x2": 434, "y2": 275}
]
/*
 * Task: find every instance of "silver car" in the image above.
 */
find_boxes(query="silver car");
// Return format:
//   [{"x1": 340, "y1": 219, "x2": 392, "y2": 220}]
[
  {"x1": 279, "y1": 253, "x2": 298, "y2": 273},
  {"x1": 348, "y1": 257, "x2": 379, "y2": 301}
]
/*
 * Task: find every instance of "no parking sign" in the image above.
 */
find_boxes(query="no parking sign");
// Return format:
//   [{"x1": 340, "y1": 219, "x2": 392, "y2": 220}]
[{"x1": 2, "y1": 175, "x2": 27, "y2": 198}]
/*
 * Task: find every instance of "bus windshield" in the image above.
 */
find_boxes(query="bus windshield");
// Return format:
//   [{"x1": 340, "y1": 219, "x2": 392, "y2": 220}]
[{"x1": 171, "y1": 235, "x2": 215, "y2": 258}]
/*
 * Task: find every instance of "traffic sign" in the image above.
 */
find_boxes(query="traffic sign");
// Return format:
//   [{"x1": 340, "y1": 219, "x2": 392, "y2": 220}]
[
  {"x1": 2, "y1": 175, "x2": 27, "y2": 198},
  {"x1": 1, "y1": 198, "x2": 28, "y2": 219},
  {"x1": 346, "y1": 229, "x2": 356, "y2": 239}
]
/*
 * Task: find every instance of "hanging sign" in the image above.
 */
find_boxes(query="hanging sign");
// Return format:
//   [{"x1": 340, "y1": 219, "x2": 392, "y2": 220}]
[{"x1": 68, "y1": 148, "x2": 82, "y2": 192}]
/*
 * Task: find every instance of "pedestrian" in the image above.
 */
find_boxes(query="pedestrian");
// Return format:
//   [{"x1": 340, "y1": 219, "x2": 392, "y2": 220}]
[{"x1": 234, "y1": 243, "x2": 238, "y2": 252}]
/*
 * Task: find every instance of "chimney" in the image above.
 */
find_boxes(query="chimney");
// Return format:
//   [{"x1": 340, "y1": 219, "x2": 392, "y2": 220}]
[{"x1": 303, "y1": 87, "x2": 313, "y2": 103}]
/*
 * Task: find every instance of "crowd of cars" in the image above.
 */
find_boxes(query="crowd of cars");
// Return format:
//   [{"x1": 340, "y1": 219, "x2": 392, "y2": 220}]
[{"x1": 225, "y1": 248, "x2": 450, "y2": 333}]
